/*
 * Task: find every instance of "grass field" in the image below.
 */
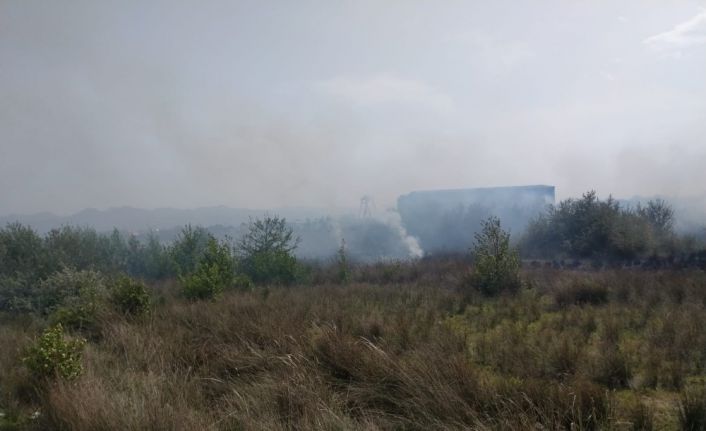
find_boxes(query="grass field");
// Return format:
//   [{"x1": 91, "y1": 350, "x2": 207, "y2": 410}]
[{"x1": 1, "y1": 262, "x2": 706, "y2": 430}]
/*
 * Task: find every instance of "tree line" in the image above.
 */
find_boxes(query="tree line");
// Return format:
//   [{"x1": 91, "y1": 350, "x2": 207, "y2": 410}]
[{"x1": 0, "y1": 216, "x2": 302, "y2": 313}]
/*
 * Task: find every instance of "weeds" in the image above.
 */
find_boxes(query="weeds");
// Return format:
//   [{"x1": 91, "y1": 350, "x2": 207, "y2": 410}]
[{"x1": 0, "y1": 266, "x2": 705, "y2": 429}]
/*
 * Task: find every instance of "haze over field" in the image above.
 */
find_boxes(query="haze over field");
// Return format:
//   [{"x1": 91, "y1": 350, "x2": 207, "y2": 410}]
[{"x1": 1, "y1": 1, "x2": 705, "y2": 216}]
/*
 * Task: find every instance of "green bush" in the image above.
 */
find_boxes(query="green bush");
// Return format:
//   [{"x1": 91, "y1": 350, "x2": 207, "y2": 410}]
[
  {"x1": 469, "y1": 216, "x2": 521, "y2": 296},
  {"x1": 38, "y1": 268, "x2": 107, "y2": 333},
  {"x1": 22, "y1": 324, "x2": 85, "y2": 381},
  {"x1": 181, "y1": 238, "x2": 235, "y2": 300},
  {"x1": 244, "y1": 250, "x2": 299, "y2": 285},
  {"x1": 520, "y1": 191, "x2": 677, "y2": 261},
  {"x1": 109, "y1": 276, "x2": 150, "y2": 316}
]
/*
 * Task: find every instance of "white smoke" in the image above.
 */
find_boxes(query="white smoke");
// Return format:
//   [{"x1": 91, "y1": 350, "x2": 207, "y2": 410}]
[{"x1": 381, "y1": 208, "x2": 424, "y2": 258}]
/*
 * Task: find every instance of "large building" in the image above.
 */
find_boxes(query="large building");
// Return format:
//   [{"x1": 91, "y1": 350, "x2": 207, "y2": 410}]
[{"x1": 397, "y1": 185, "x2": 555, "y2": 254}]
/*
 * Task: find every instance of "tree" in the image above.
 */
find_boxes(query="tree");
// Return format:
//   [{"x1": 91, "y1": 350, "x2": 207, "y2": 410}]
[
  {"x1": 169, "y1": 225, "x2": 210, "y2": 276},
  {"x1": 182, "y1": 237, "x2": 236, "y2": 299},
  {"x1": 638, "y1": 199, "x2": 674, "y2": 234},
  {"x1": 469, "y1": 216, "x2": 521, "y2": 296},
  {"x1": 520, "y1": 192, "x2": 677, "y2": 261},
  {"x1": 237, "y1": 216, "x2": 300, "y2": 285},
  {"x1": 336, "y1": 238, "x2": 350, "y2": 284},
  {"x1": 237, "y1": 216, "x2": 299, "y2": 256},
  {"x1": 0, "y1": 222, "x2": 48, "y2": 280}
]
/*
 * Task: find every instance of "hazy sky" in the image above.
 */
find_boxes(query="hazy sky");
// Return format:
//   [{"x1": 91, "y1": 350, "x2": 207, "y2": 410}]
[{"x1": 1, "y1": 0, "x2": 705, "y2": 215}]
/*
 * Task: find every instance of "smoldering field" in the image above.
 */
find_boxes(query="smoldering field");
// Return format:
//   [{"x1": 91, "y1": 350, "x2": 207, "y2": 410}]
[
  {"x1": 2, "y1": 262, "x2": 706, "y2": 430},
  {"x1": 3, "y1": 1, "x2": 706, "y2": 429},
  {"x1": 1, "y1": 190, "x2": 706, "y2": 430}
]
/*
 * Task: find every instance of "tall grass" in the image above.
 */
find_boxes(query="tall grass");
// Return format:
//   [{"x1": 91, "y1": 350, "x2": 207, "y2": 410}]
[{"x1": 1, "y1": 265, "x2": 705, "y2": 429}]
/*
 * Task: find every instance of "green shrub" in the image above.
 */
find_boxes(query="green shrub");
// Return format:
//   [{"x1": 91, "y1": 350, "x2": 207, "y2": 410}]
[
  {"x1": 181, "y1": 238, "x2": 235, "y2": 300},
  {"x1": 520, "y1": 192, "x2": 676, "y2": 261},
  {"x1": 40, "y1": 268, "x2": 107, "y2": 333},
  {"x1": 109, "y1": 276, "x2": 150, "y2": 316},
  {"x1": 469, "y1": 216, "x2": 521, "y2": 296},
  {"x1": 182, "y1": 265, "x2": 226, "y2": 300},
  {"x1": 22, "y1": 324, "x2": 85, "y2": 381},
  {"x1": 244, "y1": 250, "x2": 299, "y2": 285}
]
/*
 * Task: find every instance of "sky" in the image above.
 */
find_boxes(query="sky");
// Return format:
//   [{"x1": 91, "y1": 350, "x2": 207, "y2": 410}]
[{"x1": 1, "y1": 0, "x2": 705, "y2": 215}]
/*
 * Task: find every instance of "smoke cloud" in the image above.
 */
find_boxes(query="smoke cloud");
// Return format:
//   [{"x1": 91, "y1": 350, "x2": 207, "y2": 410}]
[{"x1": 1, "y1": 0, "x2": 705, "y2": 217}]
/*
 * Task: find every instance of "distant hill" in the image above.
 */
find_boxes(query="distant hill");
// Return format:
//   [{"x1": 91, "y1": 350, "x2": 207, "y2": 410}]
[{"x1": 0, "y1": 206, "x2": 353, "y2": 234}]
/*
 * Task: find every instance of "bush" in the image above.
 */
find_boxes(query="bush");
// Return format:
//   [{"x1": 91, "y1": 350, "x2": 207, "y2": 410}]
[
  {"x1": 520, "y1": 191, "x2": 677, "y2": 261},
  {"x1": 22, "y1": 324, "x2": 85, "y2": 381},
  {"x1": 38, "y1": 268, "x2": 107, "y2": 333},
  {"x1": 109, "y1": 276, "x2": 150, "y2": 316},
  {"x1": 469, "y1": 216, "x2": 521, "y2": 296},
  {"x1": 181, "y1": 237, "x2": 235, "y2": 300},
  {"x1": 244, "y1": 250, "x2": 299, "y2": 285}
]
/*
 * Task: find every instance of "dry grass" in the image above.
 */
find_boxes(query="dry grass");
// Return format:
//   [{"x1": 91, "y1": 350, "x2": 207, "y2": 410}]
[{"x1": 1, "y1": 265, "x2": 706, "y2": 430}]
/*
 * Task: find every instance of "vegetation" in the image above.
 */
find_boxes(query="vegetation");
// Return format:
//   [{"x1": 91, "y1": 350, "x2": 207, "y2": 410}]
[
  {"x1": 41, "y1": 269, "x2": 106, "y2": 334},
  {"x1": 109, "y1": 276, "x2": 150, "y2": 316},
  {"x1": 181, "y1": 237, "x2": 236, "y2": 300},
  {"x1": 22, "y1": 324, "x2": 85, "y2": 381},
  {"x1": 0, "y1": 260, "x2": 704, "y2": 429},
  {"x1": 169, "y1": 225, "x2": 211, "y2": 276},
  {"x1": 469, "y1": 216, "x2": 521, "y2": 296},
  {"x1": 521, "y1": 191, "x2": 687, "y2": 262},
  {"x1": 237, "y1": 216, "x2": 300, "y2": 285},
  {"x1": 336, "y1": 239, "x2": 350, "y2": 284},
  {"x1": 1, "y1": 203, "x2": 706, "y2": 429}
]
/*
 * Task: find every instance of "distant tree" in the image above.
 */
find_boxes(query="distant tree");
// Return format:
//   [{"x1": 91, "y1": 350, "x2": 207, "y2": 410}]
[
  {"x1": 0, "y1": 222, "x2": 48, "y2": 280},
  {"x1": 336, "y1": 238, "x2": 350, "y2": 284},
  {"x1": 237, "y1": 216, "x2": 299, "y2": 256},
  {"x1": 127, "y1": 232, "x2": 175, "y2": 280},
  {"x1": 169, "y1": 225, "x2": 210, "y2": 276},
  {"x1": 638, "y1": 199, "x2": 675, "y2": 234},
  {"x1": 521, "y1": 192, "x2": 677, "y2": 261},
  {"x1": 107, "y1": 229, "x2": 129, "y2": 272},
  {"x1": 469, "y1": 216, "x2": 521, "y2": 296},
  {"x1": 237, "y1": 216, "x2": 300, "y2": 285}
]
